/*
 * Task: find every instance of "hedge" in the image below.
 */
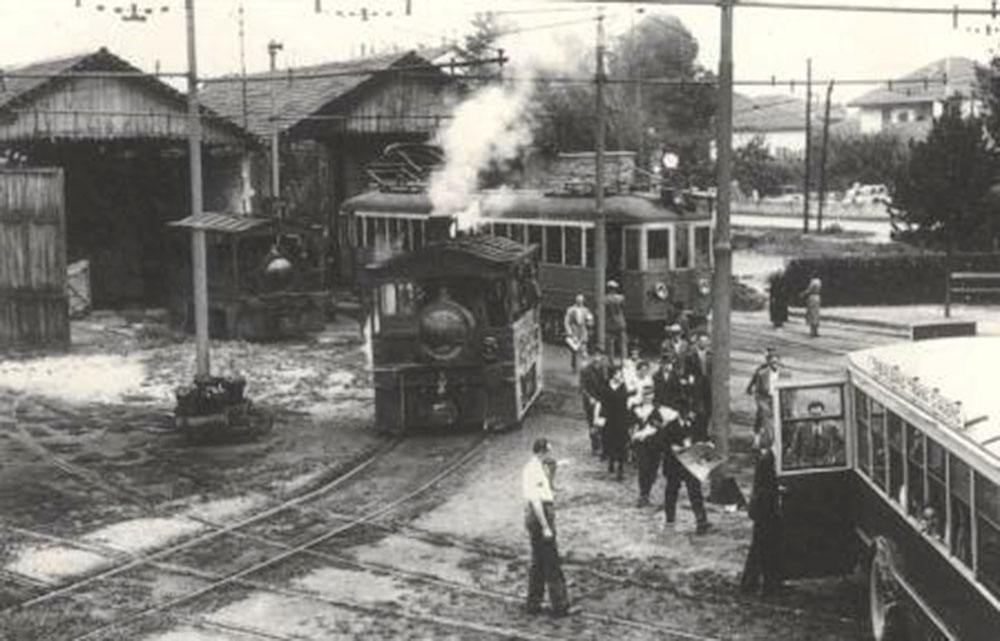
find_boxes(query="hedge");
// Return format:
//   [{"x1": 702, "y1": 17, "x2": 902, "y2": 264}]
[{"x1": 779, "y1": 252, "x2": 1000, "y2": 306}]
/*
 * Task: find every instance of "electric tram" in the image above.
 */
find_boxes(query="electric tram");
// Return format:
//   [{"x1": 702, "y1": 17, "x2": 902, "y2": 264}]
[{"x1": 773, "y1": 327, "x2": 1000, "y2": 640}]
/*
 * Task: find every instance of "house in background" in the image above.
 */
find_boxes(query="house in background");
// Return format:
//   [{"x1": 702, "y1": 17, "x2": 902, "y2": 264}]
[
  {"x1": 847, "y1": 56, "x2": 984, "y2": 139},
  {"x1": 733, "y1": 93, "x2": 845, "y2": 156}
]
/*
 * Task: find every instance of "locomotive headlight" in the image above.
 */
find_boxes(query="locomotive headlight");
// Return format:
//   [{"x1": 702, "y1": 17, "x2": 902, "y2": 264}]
[
  {"x1": 651, "y1": 282, "x2": 669, "y2": 301},
  {"x1": 482, "y1": 336, "x2": 499, "y2": 361},
  {"x1": 698, "y1": 277, "x2": 711, "y2": 297}
]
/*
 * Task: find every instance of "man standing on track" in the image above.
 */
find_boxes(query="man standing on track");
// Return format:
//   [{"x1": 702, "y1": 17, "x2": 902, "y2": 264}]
[
  {"x1": 746, "y1": 348, "x2": 781, "y2": 440},
  {"x1": 523, "y1": 438, "x2": 572, "y2": 617},
  {"x1": 564, "y1": 293, "x2": 593, "y2": 373}
]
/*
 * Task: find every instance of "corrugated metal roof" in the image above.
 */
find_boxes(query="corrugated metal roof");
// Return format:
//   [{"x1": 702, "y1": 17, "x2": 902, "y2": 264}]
[
  {"x1": 436, "y1": 234, "x2": 536, "y2": 264},
  {"x1": 167, "y1": 212, "x2": 272, "y2": 234}
]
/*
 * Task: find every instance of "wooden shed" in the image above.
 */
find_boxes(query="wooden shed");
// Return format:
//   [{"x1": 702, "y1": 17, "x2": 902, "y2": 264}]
[
  {"x1": 200, "y1": 49, "x2": 461, "y2": 283},
  {"x1": 0, "y1": 168, "x2": 68, "y2": 349},
  {"x1": 0, "y1": 48, "x2": 257, "y2": 308}
]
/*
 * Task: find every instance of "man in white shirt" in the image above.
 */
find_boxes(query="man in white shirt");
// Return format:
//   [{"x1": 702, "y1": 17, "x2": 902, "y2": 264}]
[{"x1": 522, "y1": 438, "x2": 571, "y2": 617}]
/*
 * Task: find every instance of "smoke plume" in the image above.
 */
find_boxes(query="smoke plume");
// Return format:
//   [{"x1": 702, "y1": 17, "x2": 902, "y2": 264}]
[{"x1": 428, "y1": 30, "x2": 589, "y2": 229}]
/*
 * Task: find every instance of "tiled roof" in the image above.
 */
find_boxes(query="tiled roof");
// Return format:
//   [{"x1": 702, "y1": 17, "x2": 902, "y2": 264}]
[
  {"x1": 733, "y1": 93, "x2": 845, "y2": 133},
  {"x1": 0, "y1": 51, "x2": 91, "y2": 110},
  {"x1": 849, "y1": 56, "x2": 983, "y2": 107},
  {"x1": 199, "y1": 50, "x2": 441, "y2": 138}
]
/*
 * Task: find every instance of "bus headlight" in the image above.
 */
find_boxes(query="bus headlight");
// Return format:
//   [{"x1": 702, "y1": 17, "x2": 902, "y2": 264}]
[
  {"x1": 698, "y1": 277, "x2": 711, "y2": 297},
  {"x1": 651, "y1": 282, "x2": 669, "y2": 301}
]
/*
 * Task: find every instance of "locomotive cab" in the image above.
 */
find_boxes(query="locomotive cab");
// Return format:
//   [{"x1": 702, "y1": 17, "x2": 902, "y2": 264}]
[{"x1": 362, "y1": 235, "x2": 542, "y2": 433}]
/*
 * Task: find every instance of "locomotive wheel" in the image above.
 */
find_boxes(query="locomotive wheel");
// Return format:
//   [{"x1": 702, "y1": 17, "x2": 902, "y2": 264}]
[{"x1": 868, "y1": 541, "x2": 905, "y2": 641}]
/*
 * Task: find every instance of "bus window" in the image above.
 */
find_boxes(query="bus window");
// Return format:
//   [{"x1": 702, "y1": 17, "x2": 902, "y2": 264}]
[
  {"x1": 856, "y1": 387, "x2": 870, "y2": 476},
  {"x1": 975, "y1": 473, "x2": 1000, "y2": 598},
  {"x1": 949, "y1": 455, "x2": 972, "y2": 567},
  {"x1": 511, "y1": 224, "x2": 525, "y2": 244},
  {"x1": 585, "y1": 228, "x2": 595, "y2": 267},
  {"x1": 625, "y1": 228, "x2": 640, "y2": 270},
  {"x1": 565, "y1": 227, "x2": 582, "y2": 266},
  {"x1": 675, "y1": 225, "x2": 690, "y2": 269},
  {"x1": 694, "y1": 226, "x2": 711, "y2": 268},
  {"x1": 926, "y1": 439, "x2": 947, "y2": 541},
  {"x1": 647, "y1": 229, "x2": 670, "y2": 272},
  {"x1": 546, "y1": 226, "x2": 564, "y2": 264},
  {"x1": 527, "y1": 225, "x2": 543, "y2": 253},
  {"x1": 887, "y1": 412, "x2": 904, "y2": 504},
  {"x1": 871, "y1": 399, "x2": 887, "y2": 490},
  {"x1": 907, "y1": 424, "x2": 926, "y2": 519},
  {"x1": 778, "y1": 384, "x2": 847, "y2": 470}
]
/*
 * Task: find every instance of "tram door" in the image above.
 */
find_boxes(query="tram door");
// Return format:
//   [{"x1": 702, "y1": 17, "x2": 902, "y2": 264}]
[{"x1": 773, "y1": 378, "x2": 860, "y2": 579}]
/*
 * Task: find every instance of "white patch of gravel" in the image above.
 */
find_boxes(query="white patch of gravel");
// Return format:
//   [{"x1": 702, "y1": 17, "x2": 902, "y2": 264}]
[
  {"x1": 142, "y1": 626, "x2": 232, "y2": 641},
  {"x1": 294, "y1": 566, "x2": 406, "y2": 604},
  {"x1": 82, "y1": 517, "x2": 203, "y2": 553},
  {"x1": 7, "y1": 546, "x2": 111, "y2": 583},
  {"x1": 0, "y1": 354, "x2": 166, "y2": 404},
  {"x1": 183, "y1": 493, "x2": 267, "y2": 522}
]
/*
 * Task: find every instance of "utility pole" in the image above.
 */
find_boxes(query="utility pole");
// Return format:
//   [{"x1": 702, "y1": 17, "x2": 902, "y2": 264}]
[
  {"x1": 817, "y1": 80, "x2": 834, "y2": 232},
  {"x1": 802, "y1": 58, "x2": 812, "y2": 233},
  {"x1": 594, "y1": 9, "x2": 608, "y2": 351},
  {"x1": 712, "y1": 0, "x2": 734, "y2": 460},
  {"x1": 268, "y1": 40, "x2": 284, "y2": 217},
  {"x1": 186, "y1": 0, "x2": 210, "y2": 379}
]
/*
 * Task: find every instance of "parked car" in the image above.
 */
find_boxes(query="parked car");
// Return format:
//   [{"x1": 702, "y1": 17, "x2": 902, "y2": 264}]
[{"x1": 842, "y1": 182, "x2": 889, "y2": 205}]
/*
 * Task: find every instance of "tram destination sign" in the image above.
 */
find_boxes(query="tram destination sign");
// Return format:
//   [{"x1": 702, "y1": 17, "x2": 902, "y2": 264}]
[{"x1": 868, "y1": 356, "x2": 965, "y2": 431}]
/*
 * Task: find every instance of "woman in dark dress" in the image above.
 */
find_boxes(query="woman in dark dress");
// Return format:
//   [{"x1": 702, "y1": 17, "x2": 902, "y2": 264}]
[
  {"x1": 740, "y1": 433, "x2": 784, "y2": 595},
  {"x1": 601, "y1": 366, "x2": 631, "y2": 481}
]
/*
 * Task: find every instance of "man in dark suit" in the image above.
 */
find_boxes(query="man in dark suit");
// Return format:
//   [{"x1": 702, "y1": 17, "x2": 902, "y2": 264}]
[
  {"x1": 740, "y1": 432, "x2": 784, "y2": 595},
  {"x1": 662, "y1": 410, "x2": 710, "y2": 534},
  {"x1": 685, "y1": 332, "x2": 712, "y2": 443},
  {"x1": 579, "y1": 347, "x2": 610, "y2": 456},
  {"x1": 786, "y1": 400, "x2": 845, "y2": 468}
]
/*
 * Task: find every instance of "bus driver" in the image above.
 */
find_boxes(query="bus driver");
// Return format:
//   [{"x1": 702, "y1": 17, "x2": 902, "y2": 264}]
[{"x1": 786, "y1": 400, "x2": 845, "y2": 468}]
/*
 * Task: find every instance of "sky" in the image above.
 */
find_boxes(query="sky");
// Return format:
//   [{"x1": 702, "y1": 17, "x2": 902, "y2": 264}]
[{"x1": 2, "y1": 0, "x2": 999, "y2": 104}]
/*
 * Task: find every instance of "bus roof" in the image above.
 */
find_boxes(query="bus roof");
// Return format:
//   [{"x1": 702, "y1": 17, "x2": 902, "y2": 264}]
[
  {"x1": 849, "y1": 337, "x2": 1000, "y2": 461},
  {"x1": 340, "y1": 189, "x2": 712, "y2": 224}
]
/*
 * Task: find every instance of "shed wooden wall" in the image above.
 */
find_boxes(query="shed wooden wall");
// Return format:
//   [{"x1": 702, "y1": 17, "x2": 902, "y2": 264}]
[
  {"x1": 0, "y1": 168, "x2": 69, "y2": 348},
  {"x1": 0, "y1": 76, "x2": 241, "y2": 145},
  {"x1": 337, "y1": 74, "x2": 457, "y2": 135}
]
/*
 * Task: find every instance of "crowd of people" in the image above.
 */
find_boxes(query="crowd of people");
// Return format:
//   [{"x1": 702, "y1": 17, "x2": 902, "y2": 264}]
[{"x1": 577, "y1": 318, "x2": 715, "y2": 535}]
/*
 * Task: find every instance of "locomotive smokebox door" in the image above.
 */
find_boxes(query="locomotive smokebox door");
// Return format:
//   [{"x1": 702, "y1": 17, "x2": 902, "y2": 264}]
[{"x1": 426, "y1": 214, "x2": 455, "y2": 242}]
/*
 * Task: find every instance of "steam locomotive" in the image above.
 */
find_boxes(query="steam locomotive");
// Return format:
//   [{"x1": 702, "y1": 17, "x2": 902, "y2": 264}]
[{"x1": 360, "y1": 225, "x2": 542, "y2": 433}]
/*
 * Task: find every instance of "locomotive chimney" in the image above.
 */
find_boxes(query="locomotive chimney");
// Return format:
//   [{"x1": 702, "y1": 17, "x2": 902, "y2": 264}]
[{"x1": 426, "y1": 214, "x2": 455, "y2": 243}]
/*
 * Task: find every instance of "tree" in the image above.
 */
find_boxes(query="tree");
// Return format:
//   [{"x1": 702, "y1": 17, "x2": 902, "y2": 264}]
[
  {"x1": 890, "y1": 103, "x2": 997, "y2": 252},
  {"x1": 464, "y1": 11, "x2": 504, "y2": 59},
  {"x1": 733, "y1": 136, "x2": 798, "y2": 197},
  {"x1": 532, "y1": 13, "x2": 715, "y2": 186},
  {"x1": 812, "y1": 132, "x2": 909, "y2": 193}
]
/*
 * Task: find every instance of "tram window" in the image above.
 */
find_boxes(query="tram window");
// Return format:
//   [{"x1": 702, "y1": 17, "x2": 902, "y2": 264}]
[
  {"x1": 388, "y1": 217, "x2": 398, "y2": 241},
  {"x1": 413, "y1": 220, "x2": 424, "y2": 249},
  {"x1": 511, "y1": 224, "x2": 525, "y2": 244},
  {"x1": 625, "y1": 229, "x2": 641, "y2": 270},
  {"x1": 527, "y1": 225, "x2": 543, "y2": 252},
  {"x1": 365, "y1": 217, "x2": 377, "y2": 247},
  {"x1": 675, "y1": 225, "x2": 690, "y2": 269},
  {"x1": 871, "y1": 400, "x2": 887, "y2": 490},
  {"x1": 855, "y1": 388, "x2": 870, "y2": 476},
  {"x1": 585, "y1": 228, "x2": 595, "y2": 267},
  {"x1": 355, "y1": 218, "x2": 364, "y2": 247},
  {"x1": 647, "y1": 229, "x2": 670, "y2": 271},
  {"x1": 546, "y1": 226, "x2": 564, "y2": 264},
  {"x1": 379, "y1": 283, "x2": 398, "y2": 316},
  {"x1": 950, "y1": 455, "x2": 972, "y2": 566},
  {"x1": 494, "y1": 223, "x2": 510, "y2": 238},
  {"x1": 907, "y1": 424, "x2": 926, "y2": 519},
  {"x1": 975, "y1": 473, "x2": 1000, "y2": 598},
  {"x1": 926, "y1": 439, "x2": 947, "y2": 541},
  {"x1": 887, "y1": 412, "x2": 904, "y2": 504},
  {"x1": 565, "y1": 227, "x2": 582, "y2": 266},
  {"x1": 694, "y1": 226, "x2": 712, "y2": 268}
]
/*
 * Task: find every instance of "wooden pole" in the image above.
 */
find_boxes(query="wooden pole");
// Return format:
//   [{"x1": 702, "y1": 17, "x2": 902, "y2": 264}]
[
  {"x1": 186, "y1": 0, "x2": 210, "y2": 379},
  {"x1": 712, "y1": 0, "x2": 734, "y2": 460},
  {"x1": 594, "y1": 10, "x2": 608, "y2": 352},
  {"x1": 817, "y1": 80, "x2": 834, "y2": 232},
  {"x1": 802, "y1": 58, "x2": 812, "y2": 233},
  {"x1": 268, "y1": 40, "x2": 283, "y2": 217}
]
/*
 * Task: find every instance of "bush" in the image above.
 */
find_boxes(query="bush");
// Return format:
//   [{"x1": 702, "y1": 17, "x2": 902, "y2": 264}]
[
  {"x1": 780, "y1": 252, "x2": 1000, "y2": 306},
  {"x1": 733, "y1": 280, "x2": 767, "y2": 311}
]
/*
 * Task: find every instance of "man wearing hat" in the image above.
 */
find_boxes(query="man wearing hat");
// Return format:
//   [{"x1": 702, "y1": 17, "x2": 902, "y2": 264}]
[
  {"x1": 522, "y1": 437, "x2": 572, "y2": 616},
  {"x1": 661, "y1": 323, "x2": 688, "y2": 362},
  {"x1": 605, "y1": 280, "x2": 627, "y2": 364}
]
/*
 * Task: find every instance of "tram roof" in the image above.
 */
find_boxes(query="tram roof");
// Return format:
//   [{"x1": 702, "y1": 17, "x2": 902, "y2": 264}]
[
  {"x1": 849, "y1": 337, "x2": 1000, "y2": 460},
  {"x1": 340, "y1": 189, "x2": 712, "y2": 223}
]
